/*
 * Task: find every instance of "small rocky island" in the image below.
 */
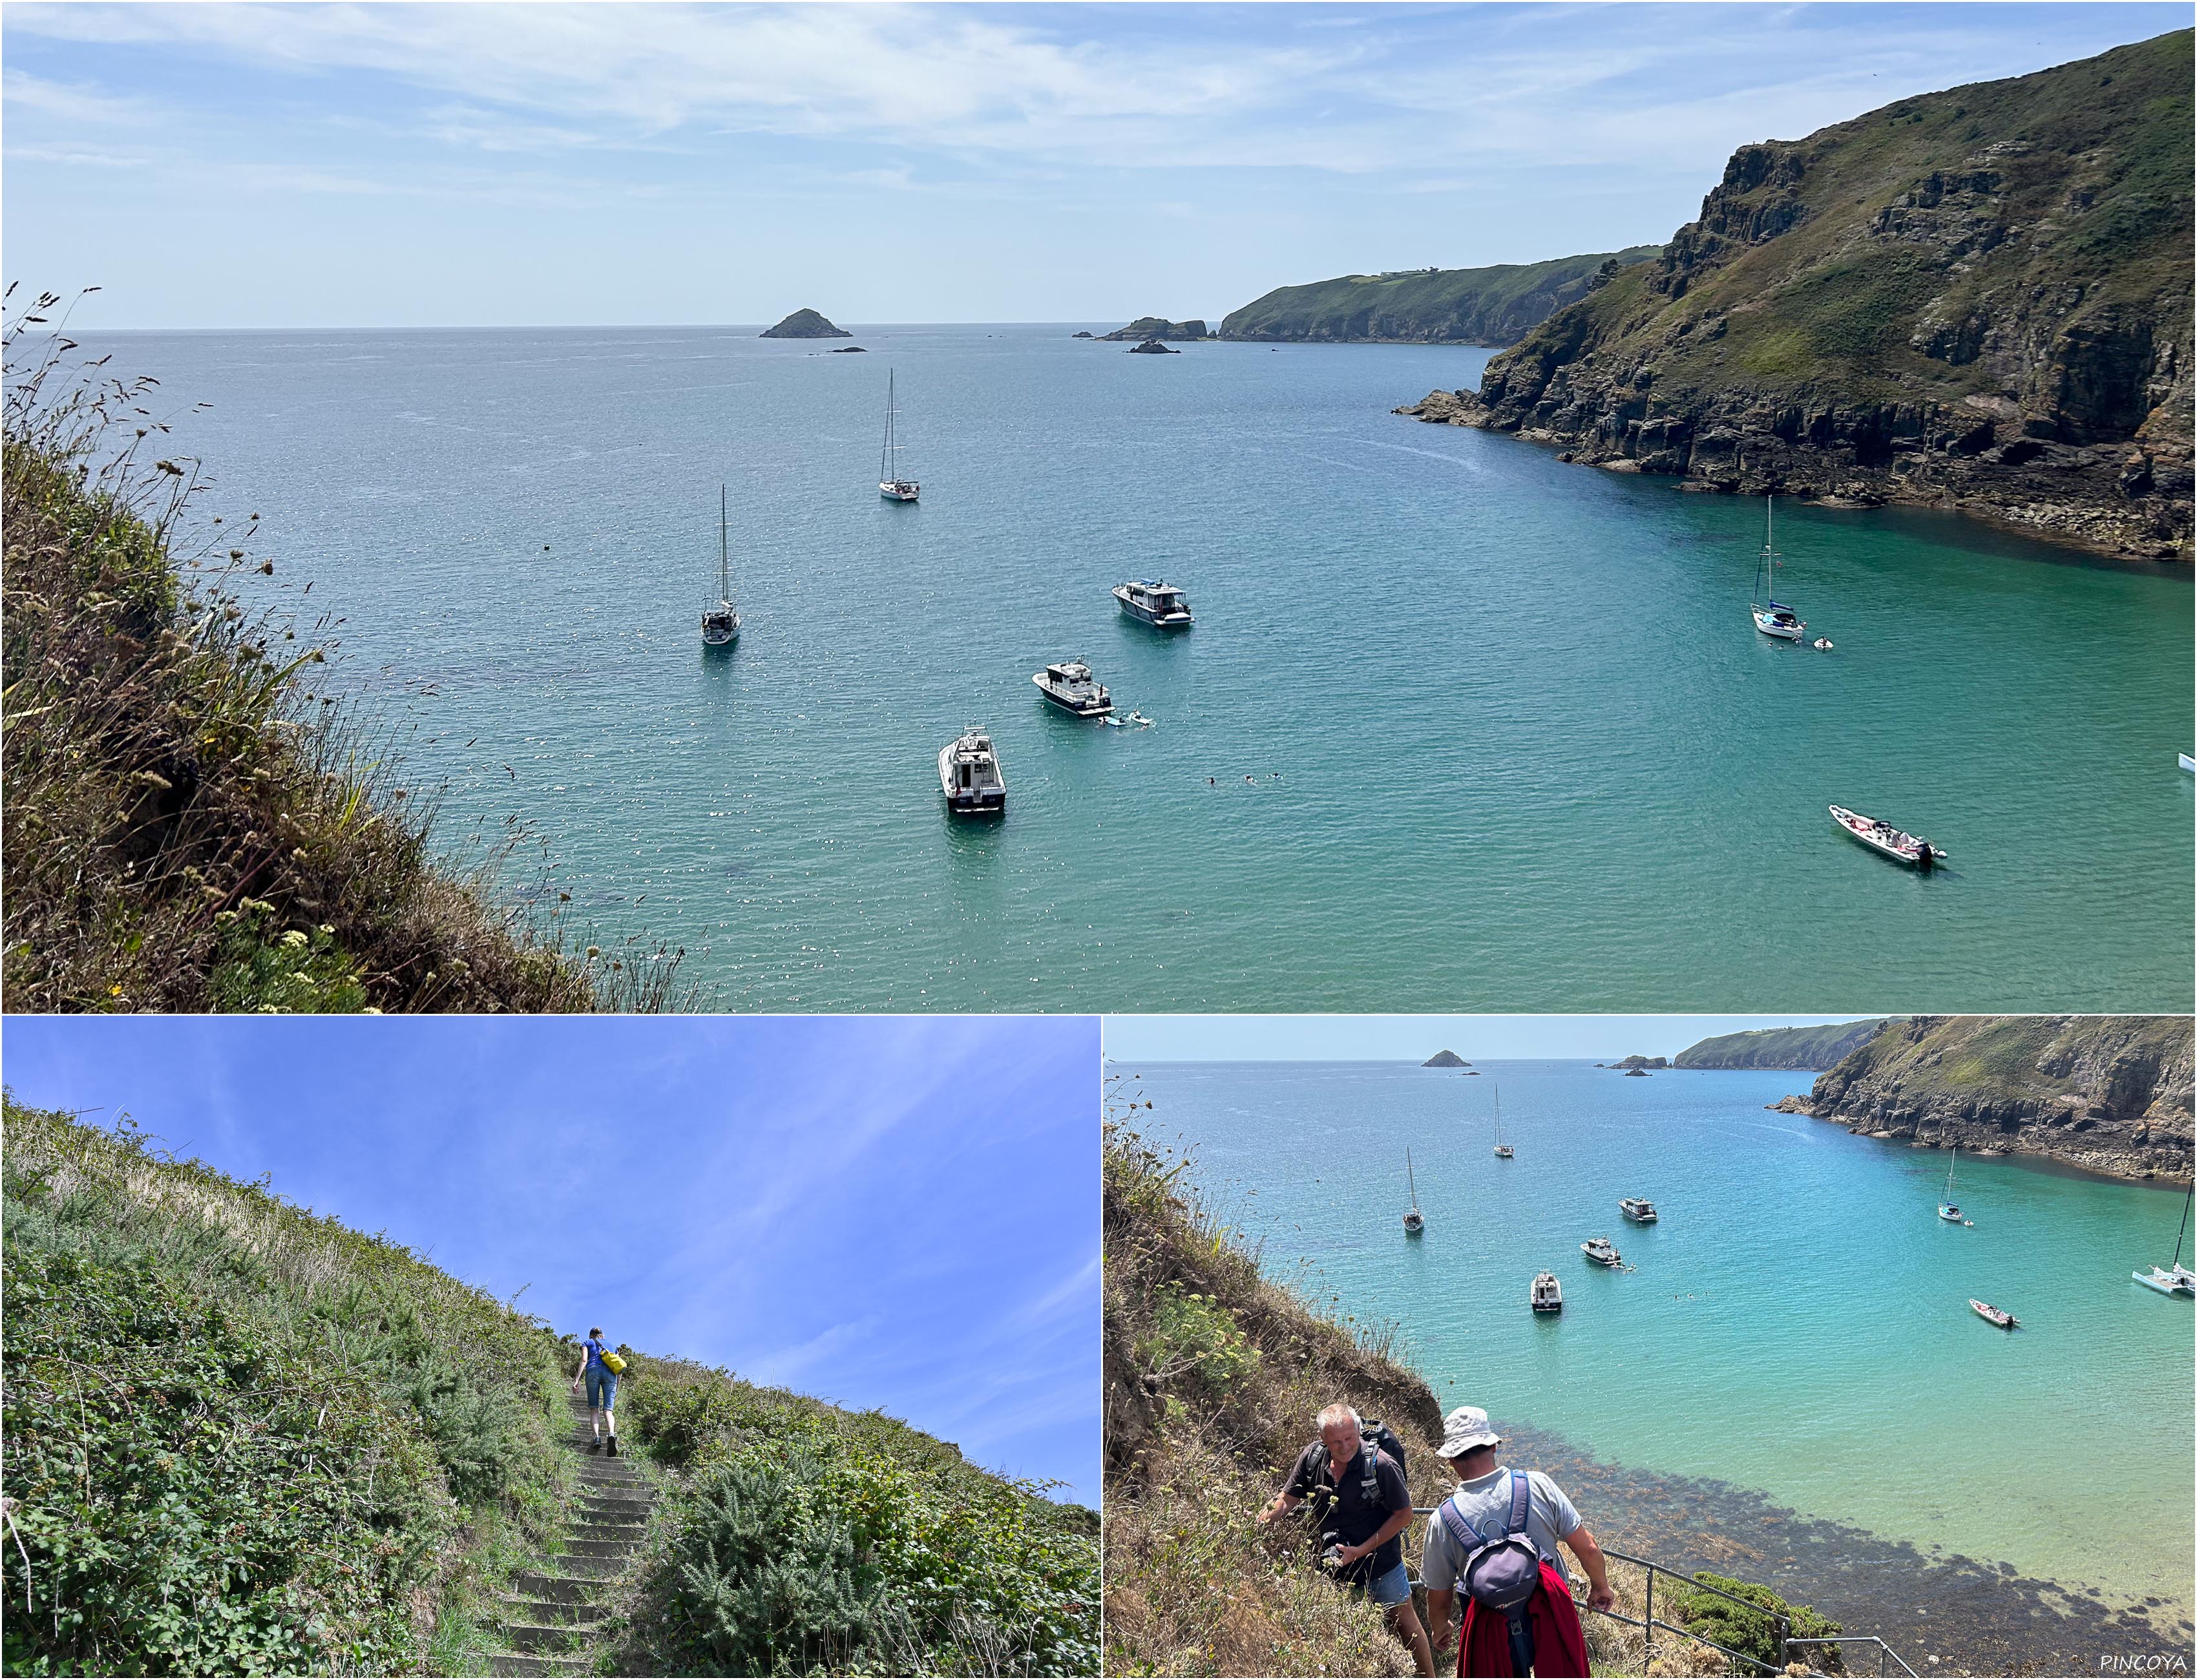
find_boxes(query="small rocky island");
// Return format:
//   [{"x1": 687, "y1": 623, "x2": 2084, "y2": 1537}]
[
  {"x1": 1071, "y1": 330, "x2": 1095, "y2": 339},
  {"x1": 760, "y1": 308, "x2": 852, "y2": 339},
  {"x1": 1422, "y1": 1050, "x2": 1469, "y2": 1068},
  {"x1": 1615, "y1": 1055, "x2": 1668, "y2": 1072},
  {"x1": 1102, "y1": 317, "x2": 1208, "y2": 342},
  {"x1": 1128, "y1": 339, "x2": 1179, "y2": 355}
]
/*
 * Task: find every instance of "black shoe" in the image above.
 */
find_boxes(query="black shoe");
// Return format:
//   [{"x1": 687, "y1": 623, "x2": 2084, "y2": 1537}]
[
  {"x1": 606, "y1": 1435, "x2": 619, "y2": 1458},
  {"x1": 589, "y1": 1437, "x2": 602, "y2": 1454}
]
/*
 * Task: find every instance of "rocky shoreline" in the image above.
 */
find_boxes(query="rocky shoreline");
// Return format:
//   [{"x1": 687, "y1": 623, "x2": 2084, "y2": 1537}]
[{"x1": 1769, "y1": 1014, "x2": 2193, "y2": 1183}]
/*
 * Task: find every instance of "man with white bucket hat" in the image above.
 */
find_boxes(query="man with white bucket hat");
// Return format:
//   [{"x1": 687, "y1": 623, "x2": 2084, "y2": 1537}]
[{"x1": 1421, "y1": 1405, "x2": 1612, "y2": 1674}]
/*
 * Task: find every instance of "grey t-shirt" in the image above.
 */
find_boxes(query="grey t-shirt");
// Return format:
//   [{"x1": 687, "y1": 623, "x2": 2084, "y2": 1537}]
[{"x1": 1420, "y1": 1467, "x2": 1582, "y2": 1593}]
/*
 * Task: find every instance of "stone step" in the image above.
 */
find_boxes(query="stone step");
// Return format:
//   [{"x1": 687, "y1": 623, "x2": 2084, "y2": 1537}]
[
  {"x1": 504, "y1": 1622, "x2": 594, "y2": 1655},
  {"x1": 498, "y1": 1595, "x2": 606, "y2": 1628},
  {"x1": 540, "y1": 1552, "x2": 623, "y2": 1580},
  {"x1": 487, "y1": 1652, "x2": 590, "y2": 1677},
  {"x1": 571, "y1": 1522, "x2": 647, "y2": 1545},
  {"x1": 573, "y1": 1464, "x2": 646, "y2": 1484},
  {"x1": 580, "y1": 1496, "x2": 652, "y2": 1518},
  {"x1": 563, "y1": 1537, "x2": 640, "y2": 1560},
  {"x1": 511, "y1": 1571, "x2": 611, "y2": 1606}
]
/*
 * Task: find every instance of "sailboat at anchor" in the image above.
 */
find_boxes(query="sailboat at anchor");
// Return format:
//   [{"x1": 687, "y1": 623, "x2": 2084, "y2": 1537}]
[
  {"x1": 879, "y1": 370, "x2": 920, "y2": 501},
  {"x1": 1493, "y1": 1085, "x2": 1514, "y2": 1159},
  {"x1": 1403, "y1": 1150, "x2": 1424, "y2": 1235},
  {"x1": 2134, "y1": 1182, "x2": 2196, "y2": 1296},
  {"x1": 700, "y1": 485, "x2": 741, "y2": 648},
  {"x1": 1937, "y1": 1146, "x2": 1971, "y2": 1225},
  {"x1": 1749, "y1": 495, "x2": 1807, "y2": 642}
]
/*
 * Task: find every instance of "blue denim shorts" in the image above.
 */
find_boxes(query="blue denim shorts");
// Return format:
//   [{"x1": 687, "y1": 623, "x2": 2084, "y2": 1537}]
[
  {"x1": 1355, "y1": 1559, "x2": 1413, "y2": 1608},
  {"x1": 585, "y1": 1366, "x2": 617, "y2": 1409}
]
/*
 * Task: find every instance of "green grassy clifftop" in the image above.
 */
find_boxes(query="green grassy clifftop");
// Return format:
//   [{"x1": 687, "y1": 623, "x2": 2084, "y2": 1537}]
[
  {"x1": 1402, "y1": 31, "x2": 2194, "y2": 558},
  {"x1": 1674, "y1": 1020, "x2": 1889, "y2": 1070},
  {"x1": 0, "y1": 1100, "x2": 1098, "y2": 1676},
  {"x1": 1223, "y1": 248, "x2": 1659, "y2": 344}
]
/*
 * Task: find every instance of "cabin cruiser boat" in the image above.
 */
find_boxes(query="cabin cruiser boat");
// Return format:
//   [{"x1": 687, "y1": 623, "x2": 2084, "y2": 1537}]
[
  {"x1": 1581, "y1": 1235, "x2": 1623, "y2": 1266},
  {"x1": 1619, "y1": 1198, "x2": 1658, "y2": 1223},
  {"x1": 1831, "y1": 804, "x2": 1945, "y2": 870},
  {"x1": 1113, "y1": 578, "x2": 1194, "y2": 628},
  {"x1": 938, "y1": 730, "x2": 1005, "y2": 814},
  {"x1": 1530, "y1": 1273, "x2": 1564, "y2": 1314},
  {"x1": 1969, "y1": 1298, "x2": 2018, "y2": 1328},
  {"x1": 1033, "y1": 660, "x2": 1114, "y2": 718}
]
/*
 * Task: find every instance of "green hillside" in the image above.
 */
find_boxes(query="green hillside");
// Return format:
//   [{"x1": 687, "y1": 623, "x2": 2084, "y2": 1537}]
[
  {"x1": 1674, "y1": 1020, "x2": 1889, "y2": 1069},
  {"x1": 1404, "y1": 31, "x2": 2194, "y2": 558},
  {"x1": 1221, "y1": 247, "x2": 1659, "y2": 344},
  {"x1": 1, "y1": 1099, "x2": 1098, "y2": 1675}
]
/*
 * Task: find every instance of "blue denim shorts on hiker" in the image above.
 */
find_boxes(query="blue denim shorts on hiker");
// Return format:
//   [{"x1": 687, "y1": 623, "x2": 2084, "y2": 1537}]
[
  {"x1": 1356, "y1": 1559, "x2": 1413, "y2": 1608},
  {"x1": 585, "y1": 1366, "x2": 616, "y2": 1409}
]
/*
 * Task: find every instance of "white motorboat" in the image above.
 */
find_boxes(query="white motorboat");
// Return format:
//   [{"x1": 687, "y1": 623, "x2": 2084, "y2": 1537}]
[
  {"x1": 1403, "y1": 1150, "x2": 1424, "y2": 1235},
  {"x1": 1492, "y1": 1083, "x2": 1513, "y2": 1158},
  {"x1": 1531, "y1": 1272, "x2": 1564, "y2": 1314},
  {"x1": 1831, "y1": 804, "x2": 1945, "y2": 870},
  {"x1": 1749, "y1": 495, "x2": 1807, "y2": 641},
  {"x1": 1619, "y1": 1197, "x2": 1658, "y2": 1223},
  {"x1": 1113, "y1": 578, "x2": 1194, "y2": 628},
  {"x1": 1033, "y1": 660, "x2": 1113, "y2": 718},
  {"x1": 878, "y1": 370, "x2": 920, "y2": 501},
  {"x1": 1970, "y1": 1297, "x2": 2018, "y2": 1329},
  {"x1": 700, "y1": 485, "x2": 741, "y2": 647},
  {"x1": 1581, "y1": 1235, "x2": 1623, "y2": 1266},
  {"x1": 938, "y1": 729, "x2": 1006, "y2": 815}
]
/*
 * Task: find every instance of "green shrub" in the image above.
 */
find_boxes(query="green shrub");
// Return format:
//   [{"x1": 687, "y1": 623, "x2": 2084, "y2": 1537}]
[
  {"x1": 1666, "y1": 1571, "x2": 1844, "y2": 1672},
  {"x1": 207, "y1": 901, "x2": 370, "y2": 1013},
  {"x1": 1137, "y1": 1285, "x2": 1260, "y2": 1394}
]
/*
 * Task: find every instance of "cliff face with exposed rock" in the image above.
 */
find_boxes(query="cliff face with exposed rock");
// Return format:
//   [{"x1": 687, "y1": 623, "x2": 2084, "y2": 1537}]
[
  {"x1": 1772, "y1": 1015, "x2": 2193, "y2": 1181},
  {"x1": 1399, "y1": 32, "x2": 2193, "y2": 560},
  {"x1": 1676, "y1": 1019, "x2": 1889, "y2": 1070},
  {"x1": 1223, "y1": 248, "x2": 1658, "y2": 344}
]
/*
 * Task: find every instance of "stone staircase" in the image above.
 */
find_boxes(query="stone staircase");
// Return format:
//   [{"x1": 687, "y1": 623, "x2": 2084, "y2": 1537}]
[{"x1": 483, "y1": 1395, "x2": 656, "y2": 1677}]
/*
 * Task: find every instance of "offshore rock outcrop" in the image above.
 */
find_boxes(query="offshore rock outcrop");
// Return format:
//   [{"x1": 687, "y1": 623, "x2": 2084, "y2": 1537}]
[
  {"x1": 1399, "y1": 32, "x2": 2194, "y2": 560},
  {"x1": 1772, "y1": 1014, "x2": 2194, "y2": 1182},
  {"x1": 759, "y1": 308, "x2": 851, "y2": 339},
  {"x1": 1100, "y1": 317, "x2": 1207, "y2": 341}
]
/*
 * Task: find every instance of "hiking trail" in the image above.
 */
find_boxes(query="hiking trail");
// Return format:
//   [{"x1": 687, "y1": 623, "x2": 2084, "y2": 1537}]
[{"x1": 484, "y1": 1393, "x2": 656, "y2": 1676}]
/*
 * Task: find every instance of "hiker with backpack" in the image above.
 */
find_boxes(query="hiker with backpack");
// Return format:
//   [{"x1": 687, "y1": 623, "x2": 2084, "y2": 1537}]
[
  {"x1": 1257, "y1": 1402, "x2": 1436, "y2": 1677},
  {"x1": 1420, "y1": 1406, "x2": 1610, "y2": 1677},
  {"x1": 571, "y1": 1327, "x2": 625, "y2": 1456}
]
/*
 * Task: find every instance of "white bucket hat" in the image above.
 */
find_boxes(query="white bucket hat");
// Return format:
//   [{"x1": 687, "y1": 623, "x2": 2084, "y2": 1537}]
[{"x1": 1438, "y1": 1405, "x2": 1503, "y2": 1458}]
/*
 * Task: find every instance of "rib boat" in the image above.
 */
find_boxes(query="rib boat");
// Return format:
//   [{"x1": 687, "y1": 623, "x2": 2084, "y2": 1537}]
[
  {"x1": 1831, "y1": 804, "x2": 1944, "y2": 870},
  {"x1": 938, "y1": 730, "x2": 1005, "y2": 815},
  {"x1": 1969, "y1": 1298, "x2": 2018, "y2": 1329},
  {"x1": 1033, "y1": 660, "x2": 1113, "y2": 718},
  {"x1": 1530, "y1": 1273, "x2": 1564, "y2": 1314},
  {"x1": 1113, "y1": 578, "x2": 1194, "y2": 628}
]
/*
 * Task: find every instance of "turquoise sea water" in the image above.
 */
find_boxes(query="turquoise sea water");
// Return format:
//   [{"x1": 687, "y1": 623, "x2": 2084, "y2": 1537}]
[
  {"x1": 84, "y1": 325, "x2": 2193, "y2": 1011},
  {"x1": 1119, "y1": 1058, "x2": 2196, "y2": 1663}
]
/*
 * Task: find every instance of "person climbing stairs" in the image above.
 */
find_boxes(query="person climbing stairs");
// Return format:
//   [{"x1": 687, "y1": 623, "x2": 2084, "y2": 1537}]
[{"x1": 484, "y1": 1392, "x2": 657, "y2": 1676}]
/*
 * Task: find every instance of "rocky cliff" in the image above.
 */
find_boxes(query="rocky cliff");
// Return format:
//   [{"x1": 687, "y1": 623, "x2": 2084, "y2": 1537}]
[
  {"x1": 759, "y1": 308, "x2": 851, "y2": 339},
  {"x1": 1225, "y1": 248, "x2": 1658, "y2": 345},
  {"x1": 1399, "y1": 32, "x2": 2194, "y2": 559},
  {"x1": 1772, "y1": 1014, "x2": 2193, "y2": 1181},
  {"x1": 1676, "y1": 1019, "x2": 1889, "y2": 1069}
]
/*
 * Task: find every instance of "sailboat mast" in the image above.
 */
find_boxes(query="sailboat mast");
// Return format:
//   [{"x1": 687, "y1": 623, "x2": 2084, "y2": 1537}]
[
  {"x1": 2175, "y1": 1183, "x2": 2192, "y2": 1269},
  {"x1": 1407, "y1": 1150, "x2": 1419, "y2": 1210},
  {"x1": 718, "y1": 485, "x2": 732, "y2": 604},
  {"x1": 882, "y1": 370, "x2": 894, "y2": 483}
]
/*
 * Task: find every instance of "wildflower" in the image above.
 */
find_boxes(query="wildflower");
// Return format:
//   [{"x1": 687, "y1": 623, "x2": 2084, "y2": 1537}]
[
  {"x1": 318, "y1": 925, "x2": 335, "y2": 937},
  {"x1": 280, "y1": 930, "x2": 309, "y2": 949}
]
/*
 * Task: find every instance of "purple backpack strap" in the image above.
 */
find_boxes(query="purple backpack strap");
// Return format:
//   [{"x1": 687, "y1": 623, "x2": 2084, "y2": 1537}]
[{"x1": 1507, "y1": 1470, "x2": 1531, "y2": 1540}]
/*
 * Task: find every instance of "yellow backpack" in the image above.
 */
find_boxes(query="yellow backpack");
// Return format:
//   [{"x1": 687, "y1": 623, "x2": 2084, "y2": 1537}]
[{"x1": 600, "y1": 1349, "x2": 627, "y2": 1375}]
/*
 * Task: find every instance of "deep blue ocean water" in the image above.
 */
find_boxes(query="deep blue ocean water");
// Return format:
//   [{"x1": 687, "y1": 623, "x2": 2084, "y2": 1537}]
[
  {"x1": 74, "y1": 324, "x2": 2194, "y2": 1011},
  {"x1": 1119, "y1": 1057, "x2": 2196, "y2": 1663}
]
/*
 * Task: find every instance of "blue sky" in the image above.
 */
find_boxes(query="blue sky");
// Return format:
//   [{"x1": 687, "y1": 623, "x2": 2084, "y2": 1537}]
[
  {"x1": 1104, "y1": 1013, "x2": 1867, "y2": 1060},
  {"x1": 0, "y1": 1014, "x2": 1100, "y2": 1502},
  {"x1": 3, "y1": 3, "x2": 2183, "y2": 328}
]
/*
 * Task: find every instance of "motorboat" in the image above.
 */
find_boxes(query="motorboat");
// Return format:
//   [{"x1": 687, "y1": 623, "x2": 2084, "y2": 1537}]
[
  {"x1": 1581, "y1": 1235, "x2": 1623, "y2": 1266},
  {"x1": 1113, "y1": 578, "x2": 1194, "y2": 628},
  {"x1": 700, "y1": 485, "x2": 741, "y2": 648},
  {"x1": 1969, "y1": 1298, "x2": 2018, "y2": 1329},
  {"x1": 1619, "y1": 1198, "x2": 1659, "y2": 1223},
  {"x1": 878, "y1": 370, "x2": 920, "y2": 501},
  {"x1": 1033, "y1": 660, "x2": 1113, "y2": 718},
  {"x1": 938, "y1": 730, "x2": 1005, "y2": 815},
  {"x1": 1749, "y1": 495, "x2": 1807, "y2": 641},
  {"x1": 1531, "y1": 1272, "x2": 1564, "y2": 1314},
  {"x1": 1403, "y1": 1150, "x2": 1424, "y2": 1235},
  {"x1": 1830, "y1": 804, "x2": 1945, "y2": 870}
]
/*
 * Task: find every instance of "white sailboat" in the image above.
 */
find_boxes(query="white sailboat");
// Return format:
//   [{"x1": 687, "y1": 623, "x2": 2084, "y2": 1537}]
[
  {"x1": 700, "y1": 485, "x2": 741, "y2": 647},
  {"x1": 1492, "y1": 1084, "x2": 1513, "y2": 1159},
  {"x1": 1937, "y1": 1147, "x2": 1970, "y2": 1224},
  {"x1": 2134, "y1": 1183, "x2": 2196, "y2": 1296},
  {"x1": 1403, "y1": 1150, "x2": 1424, "y2": 1235},
  {"x1": 879, "y1": 370, "x2": 919, "y2": 501},
  {"x1": 1750, "y1": 495, "x2": 1807, "y2": 642}
]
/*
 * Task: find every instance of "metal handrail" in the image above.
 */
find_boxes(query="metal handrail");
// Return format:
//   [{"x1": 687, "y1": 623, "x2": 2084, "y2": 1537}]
[{"x1": 1786, "y1": 1634, "x2": 1921, "y2": 1678}]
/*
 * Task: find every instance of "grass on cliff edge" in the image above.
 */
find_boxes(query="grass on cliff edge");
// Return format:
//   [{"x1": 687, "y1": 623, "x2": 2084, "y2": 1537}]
[
  {"x1": 1, "y1": 291, "x2": 699, "y2": 1013},
  {"x1": 1, "y1": 1096, "x2": 579, "y2": 1677},
  {"x1": 1101, "y1": 1086, "x2": 1842, "y2": 1678}
]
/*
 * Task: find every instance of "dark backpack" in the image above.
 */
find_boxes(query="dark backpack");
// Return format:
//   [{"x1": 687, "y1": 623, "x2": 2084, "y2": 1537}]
[
  {"x1": 1309, "y1": 1418, "x2": 1407, "y2": 1502},
  {"x1": 1436, "y1": 1469, "x2": 1544, "y2": 1675}
]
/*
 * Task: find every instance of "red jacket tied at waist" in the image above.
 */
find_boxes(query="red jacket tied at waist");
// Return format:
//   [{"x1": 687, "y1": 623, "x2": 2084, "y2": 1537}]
[{"x1": 1457, "y1": 1560, "x2": 1590, "y2": 1677}]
